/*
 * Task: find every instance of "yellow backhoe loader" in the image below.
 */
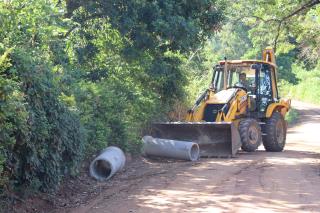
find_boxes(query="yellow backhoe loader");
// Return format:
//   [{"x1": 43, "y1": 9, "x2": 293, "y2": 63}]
[{"x1": 151, "y1": 47, "x2": 291, "y2": 157}]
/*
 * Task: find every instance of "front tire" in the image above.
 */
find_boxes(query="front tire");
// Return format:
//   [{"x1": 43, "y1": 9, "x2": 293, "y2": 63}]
[
  {"x1": 262, "y1": 112, "x2": 286, "y2": 152},
  {"x1": 239, "y1": 119, "x2": 262, "y2": 152}
]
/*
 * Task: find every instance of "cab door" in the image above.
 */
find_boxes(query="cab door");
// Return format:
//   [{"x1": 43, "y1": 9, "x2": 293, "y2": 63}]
[{"x1": 256, "y1": 64, "x2": 275, "y2": 112}]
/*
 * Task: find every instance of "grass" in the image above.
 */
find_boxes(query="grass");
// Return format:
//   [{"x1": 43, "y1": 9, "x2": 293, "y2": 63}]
[
  {"x1": 285, "y1": 108, "x2": 299, "y2": 125},
  {"x1": 279, "y1": 63, "x2": 320, "y2": 106}
]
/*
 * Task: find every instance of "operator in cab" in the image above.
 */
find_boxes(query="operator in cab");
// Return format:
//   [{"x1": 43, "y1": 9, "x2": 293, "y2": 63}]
[{"x1": 235, "y1": 72, "x2": 249, "y2": 90}]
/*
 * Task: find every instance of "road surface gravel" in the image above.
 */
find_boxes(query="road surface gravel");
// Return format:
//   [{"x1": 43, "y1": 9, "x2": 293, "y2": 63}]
[{"x1": 71, "y1": 100, "x2": 320, "y2": 213}]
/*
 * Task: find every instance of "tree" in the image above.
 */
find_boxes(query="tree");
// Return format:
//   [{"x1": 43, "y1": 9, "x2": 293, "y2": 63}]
[
  {"x1": 64, "y1": 0, "x2": 225, "y2": 53},
  {"x1": 228, "y1": 0, "x2": 320, "y2": 54}
]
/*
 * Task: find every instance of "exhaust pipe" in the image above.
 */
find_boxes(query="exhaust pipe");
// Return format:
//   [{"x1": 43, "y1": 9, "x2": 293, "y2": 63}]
[
  {"x1": 142, "y1": 136, "x2": 200, "y2": 161},
  {"x1": 89, "y1": 146, "x2": 126, "y2": 181}
]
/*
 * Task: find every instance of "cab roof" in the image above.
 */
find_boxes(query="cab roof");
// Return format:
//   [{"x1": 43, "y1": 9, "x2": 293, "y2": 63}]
[{"x1": 218, "y1": 60, "x2": 277, "y2": 68}]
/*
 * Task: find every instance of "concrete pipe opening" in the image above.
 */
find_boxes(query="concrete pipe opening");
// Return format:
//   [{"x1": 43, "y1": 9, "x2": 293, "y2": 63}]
[
  {"x1": 92, "y1": 160, "x2": 112, "y2": 179},
  {"x1": 89, "y1": 146, "x2": 126, "y2": 181},
  {"x1": 189, "y1": 143, "x2": 200, "y2": 161}
]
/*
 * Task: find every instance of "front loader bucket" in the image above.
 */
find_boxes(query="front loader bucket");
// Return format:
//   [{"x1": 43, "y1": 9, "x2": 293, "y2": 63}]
[{"x1": 151, "y1": 122, "x2": 241, "y2": 157}]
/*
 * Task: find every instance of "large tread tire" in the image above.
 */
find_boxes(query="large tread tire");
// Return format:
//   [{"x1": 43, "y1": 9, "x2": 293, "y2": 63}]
[
  {"x1": 262, "y1": 112, "x2": 286, "y2": 152},
  {"x1": 239, "y1": 119, "x2": 262, "y2": 152}
]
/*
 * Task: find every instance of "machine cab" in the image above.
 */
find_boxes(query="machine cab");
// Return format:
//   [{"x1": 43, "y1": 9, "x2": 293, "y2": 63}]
[{"x1": 212, "y1": 61, "x2": 279, "y2": 114}]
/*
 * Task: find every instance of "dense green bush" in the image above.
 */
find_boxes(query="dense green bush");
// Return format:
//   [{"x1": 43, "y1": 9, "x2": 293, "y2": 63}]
[
  {"x1": 73, "y1": 78, "x2": 160, "y2": 154},
  {"x1": 0, "y1": 48, "x2": 85, "y2": 195},
  {"x1": 0, "y1": 0, "x2": 86, "y2": 195},
  {"x1": 0, "y1": 49, "x2": 29, "y2": 191}
]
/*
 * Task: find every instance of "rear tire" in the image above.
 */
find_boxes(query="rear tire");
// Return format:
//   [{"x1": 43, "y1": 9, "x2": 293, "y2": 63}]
[
  {"x1": 239, "y1": 119, "x2": 262, "y2": 152},
  {"x1": 262, "y1": 112, "x2": 286, "y2": 152}
]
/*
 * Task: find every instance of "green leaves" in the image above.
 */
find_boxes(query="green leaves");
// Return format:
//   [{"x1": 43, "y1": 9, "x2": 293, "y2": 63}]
[
  {"x1": 0, "y1": 0, "x2": 86, "y2": 195},
  {"x1": 227, "y1": 0, "x2": 320, "y2": 55},
  {"x1": 0, "y1": 0, "x2": 228, "y2": 198},
  {"x1": 0, "y1": 49, "x2": 29, "y2": 190},
  {"x1": 66, "y1": 0, "x2": 225, "y2": 53}
]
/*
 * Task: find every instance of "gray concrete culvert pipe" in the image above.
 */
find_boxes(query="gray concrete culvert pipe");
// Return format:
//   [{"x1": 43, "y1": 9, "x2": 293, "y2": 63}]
[
  {"x1": 142, "y1": 136, "x2": 200, "y2": 161},
  {"x1": 89, "y1": 146, "x2": 126, "y2": 181}
]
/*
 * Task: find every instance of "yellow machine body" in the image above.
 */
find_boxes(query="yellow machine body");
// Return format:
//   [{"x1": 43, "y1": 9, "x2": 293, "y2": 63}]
[{"x1": 151, "y1": 48, "x2": 291, "y2": 157}]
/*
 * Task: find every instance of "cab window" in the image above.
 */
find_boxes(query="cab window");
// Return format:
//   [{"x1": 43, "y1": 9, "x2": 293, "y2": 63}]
[{"x1": 257, "y1": 65, "x2": 273, "y2": 112}]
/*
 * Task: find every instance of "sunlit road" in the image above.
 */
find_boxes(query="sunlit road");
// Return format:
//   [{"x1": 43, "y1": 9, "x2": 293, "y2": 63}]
[{"x1": 72, "y1": 100, "x2": 320, "y2": 213}]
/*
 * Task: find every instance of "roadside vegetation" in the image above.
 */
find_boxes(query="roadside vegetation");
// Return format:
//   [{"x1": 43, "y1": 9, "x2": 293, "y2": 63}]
[
  {"x1": 280, "y1": 64, "x2": 320, "y2": 105},
  {"x1": 285, "y1": 108, "x2": 299, "y2": 125},
  {"x1": 0, "y1": 0, "x2": 319, "y2": 204}
]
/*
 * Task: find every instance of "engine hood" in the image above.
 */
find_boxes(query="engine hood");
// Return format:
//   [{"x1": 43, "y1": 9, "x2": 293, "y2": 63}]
[{"x1": 207, "y1": 88, "x2": 237, "y2": 104}]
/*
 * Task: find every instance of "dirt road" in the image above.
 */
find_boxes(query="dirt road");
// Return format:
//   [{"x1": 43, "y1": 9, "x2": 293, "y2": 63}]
[{"x1": 70, "y1": 100, "x2": 320, "y2": 213}]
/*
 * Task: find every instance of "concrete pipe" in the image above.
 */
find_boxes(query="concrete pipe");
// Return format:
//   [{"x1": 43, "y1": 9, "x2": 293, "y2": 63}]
[
  {"x1": 142, "y1": 136, "x2": 200, "y2": 161},
  {"x1": 89, "y1": 146, "x2": 126, "y2": 181}
]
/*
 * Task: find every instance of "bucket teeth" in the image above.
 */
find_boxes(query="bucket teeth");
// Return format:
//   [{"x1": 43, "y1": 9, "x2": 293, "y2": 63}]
[{"x1": 151, "y1": 122, "x2": 241, "y2": 157}]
